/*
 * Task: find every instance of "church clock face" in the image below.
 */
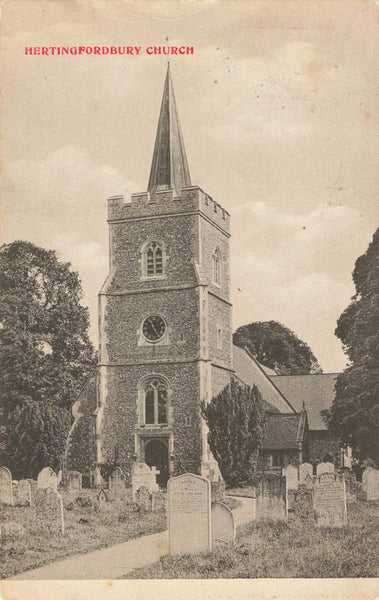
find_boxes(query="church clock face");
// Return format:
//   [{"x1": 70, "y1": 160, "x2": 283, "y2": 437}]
[{"x1": 142, "y1": 315, "x2": 166, "y2": 342}]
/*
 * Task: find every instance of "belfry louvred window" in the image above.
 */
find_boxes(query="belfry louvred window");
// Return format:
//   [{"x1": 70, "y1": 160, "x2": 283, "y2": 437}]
[
  {"x1": 144, "y1": 378, "x2": 167, "y2": 425},
  {"x1": 146, "y1": 241, "x2": 163, "y2": 275}
]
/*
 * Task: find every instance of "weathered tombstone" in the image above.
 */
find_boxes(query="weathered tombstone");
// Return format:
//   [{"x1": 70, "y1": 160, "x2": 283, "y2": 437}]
[
  {"x1": 37, "y1": 467, "x2": 58, "y2": 492},
  {"x1": 14, "y1": 479, "x2": 32, "y2": 506},
  {"x1": 313, "y1": 472, "x2": 347, "y2": 527},
  {"x1": 167, "y1": 473, "x2": 211, "y2": 555},
  {"x1": 90, "y1": 464, "x2": 103, "y2": 487},
  {"x1": 316, "y1": 462, "x2": 334, "y2": 476},
  {"x1": 362, "y1": 466, "x2": 374, "y2": 492},
  {"x1": 211, "y1": 502, "x2": 235, "y2": 546},
  {"x1": 285, "y1": 465, "x2": 299, "y2": 490},
  {"x1": 365, "y1": 468, "x2": 379, "y2": 501},
  {"x1": 136, "y1": 486, "x2": 152, "y2": 511},
  {"x1": 341, "y1": 471, "x2": 357, "y2": 504},
  {"x1": 108, "y1": 467, "x2": 125, "y2": 501},
  {"x1": 132, "y1": 463, "x2": 159, "y2": 500},
  {"x1": 96, "y1": 488, "x2": 108, "y2": 511},
  {"x1": 304, "y1": 474, "x2": 315, "y2": 490},
  {"x1": 256, "y1": 473, "x2": 287, "y2": 521},
  {"x1": 299, "y1": 463, "x2": 313, "y2": 485},
  {"x1": 34, "y1": 488, "x2": 64, "y2": 534},
  {"x1": 152, "y1": 490, "x2": 166, "y2": 513},
  {"x1": 67, "y1": 471, "x2": 82, "y2": 494},
  {"x1": 0, "y1": 467, "x2": 13, "y2": 505}
]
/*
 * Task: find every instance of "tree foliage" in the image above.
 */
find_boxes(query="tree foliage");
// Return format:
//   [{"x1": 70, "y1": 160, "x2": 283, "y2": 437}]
[
  {"x1": 323, "y1": 229, "x2": 379, "y2": 466},
  {"x1": 233, "y1": 320, "x2": 322, "y2": 375},
  {"x1": 0, "y1": 241, "x2": 96, "y2": 478},
  {"x1": 201, "y1": 380, "x2": 266, "y2": 487}
]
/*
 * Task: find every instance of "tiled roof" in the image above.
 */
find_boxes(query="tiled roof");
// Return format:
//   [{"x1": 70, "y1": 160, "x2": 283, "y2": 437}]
[
  {"x1": 232, "y1": 345, "x2": 295, "y2": 414},
  {"x1": 270, "y1": 374, "x2": 338, "y2": 430},
  {"x1": 263, "y1": 413, "x2": 304, "y2": 450}
]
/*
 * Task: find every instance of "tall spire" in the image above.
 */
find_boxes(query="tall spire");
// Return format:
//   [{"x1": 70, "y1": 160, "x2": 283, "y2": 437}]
[{"x1": 148, "y1": 64, "x2": 191, "y2": 197}]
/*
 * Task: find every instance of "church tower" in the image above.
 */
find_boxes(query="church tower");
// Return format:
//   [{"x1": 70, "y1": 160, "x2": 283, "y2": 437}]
[{"x1": 94, "y1": 65, "x2": 232, "y2": 485}]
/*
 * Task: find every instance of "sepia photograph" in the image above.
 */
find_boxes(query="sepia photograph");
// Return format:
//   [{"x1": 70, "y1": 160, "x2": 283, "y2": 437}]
[{"x1": 0, "y1": 0, "x2": 378, "y2": 598}]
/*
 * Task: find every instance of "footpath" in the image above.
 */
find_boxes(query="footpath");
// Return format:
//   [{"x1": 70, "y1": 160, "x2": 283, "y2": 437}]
[{"x1": 10, "y1": 496, "x2": 253, "y2": 580}]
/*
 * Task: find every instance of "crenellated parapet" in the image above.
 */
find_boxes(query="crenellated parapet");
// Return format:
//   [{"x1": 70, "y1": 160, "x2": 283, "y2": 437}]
[{"x1": 107, "y1": 185, "x2": 230, "y2": 235}]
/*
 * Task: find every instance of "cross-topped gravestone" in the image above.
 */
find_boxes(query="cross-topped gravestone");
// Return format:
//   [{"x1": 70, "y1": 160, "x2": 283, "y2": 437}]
[
  {"x1": 67, "y1": 471, "x2": 82, "y2": 494},
  {"x1": 316, "y1": 462, "x2": 334, "y2": 476},
  {"x1": 0, "y1": 466, "x2": 13, "y2": 505},
  {"x1": 14, "y1": 479, "x2": 32, "y2": 506},
  {"x1": 168, "y1": 473, "x2": 211, "y2": 555},
  {"x1": 313, "y1": 472, "x2": 347, "y2": 527},
  {"x1": 256, "y1": 473, "x2": 287, "y2": 521},
  {"x1": 211, "y1": 502, "x2": 235, "y2": 546},
  {"x1": 34, "y1": 488, "x2": 64, "y2": 534},
  {"x1": 299, "y1": 463, "x2": 313, "y2": 485},
  {"x1": 37, "y1": 467, "x2": 58, "y2": 492}
]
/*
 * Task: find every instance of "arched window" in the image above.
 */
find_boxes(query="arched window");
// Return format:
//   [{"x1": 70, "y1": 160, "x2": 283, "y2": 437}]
[
  {"x1": 144, "y1": 378, "x2": 167, "y2": 425},
  {"x1": 212, "y1": 247, "x2": 221, "y2": 285},
  {"x1": 146, "y1": 241, "x2": 163, "y2": 276}
]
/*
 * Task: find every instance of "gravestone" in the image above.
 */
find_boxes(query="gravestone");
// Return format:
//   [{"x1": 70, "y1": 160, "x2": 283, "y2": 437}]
[
  {"x1": 90, "y1": 464, "x2": 102, "y2": 487},
  {"x1": 304, "y1": 474, "x2": 315, "y2": 490},
  {"x1": 365, "y1": 468, "x2": 379, "y2": 501},
  {"x1": 167, "y1": 473, "x2": 211, "y2": 555},
  {"x1": 362, "y1": 466, "x2": 374, "y2": 491},
  {"x1": 0, "y1": 467, "x2": 13, "y2": 505},
  {"x1": 136, "y1": 486, "x2": 152, "y2": 511},
  {"x1": 299, "y1": 463, "x2": 313, "y2": 485},
  {"x1": 211, "y1": 502, "x2": 235, "y2": 546},
  {"x1": 256, "y1": 473, "x2": 287, "y2": 521},
  {"x1": 37, "y1": 467, "x2": 58, "y2": 492},
  {"x1": 108, "y1": 467, "x2": 125, "y2": 501},
  {"x1": 34, "y1": 488, "x2": 64, "y2": 534},
  {"x1": 152, "y1": 490, "x2": 166, "y2": 513},
  {"x1": 14, "y1": 479, "x2": 32, "y2": 506},
  {"x1": 313, "y1": 472, "x2": 347, "y2": 527},
  {"x1": 132, "y1": 463, "x2": 159, "y2": 500},
  {"x1": 96, "y1": 488, "x2": 109, "y2": 511},
  {"x1": 67, "y1": 471, "x2": 82, "y2": 494},
  {"x1": 341, "y1": 471, "x2": 357, "y2": 504},
  {"x1": 285, "y1": 465, "x2": 299, "y2": 490},
  {"x1": 316, "y1": 462, "x2": 334, "y2": 476}
]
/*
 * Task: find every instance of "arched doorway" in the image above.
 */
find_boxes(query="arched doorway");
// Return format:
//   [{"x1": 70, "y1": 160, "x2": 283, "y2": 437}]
[{"x1": 144, "y1": 438, "x2": 169, "y2": 488}]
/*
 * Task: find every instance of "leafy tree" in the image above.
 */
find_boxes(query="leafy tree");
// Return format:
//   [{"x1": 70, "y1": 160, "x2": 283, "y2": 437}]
[
  {"x1": 233, "y1": 320, "x2": 322, "y2": 375},
  {"x1": 0, "y1": 241, "x2": 96, "y2": 478},
  {"x1": 201, "y1": 380, "x2": 266, "y2": 487},
  {"x1": 323, "y1": 229, "x2": 379, "y2": 466}
]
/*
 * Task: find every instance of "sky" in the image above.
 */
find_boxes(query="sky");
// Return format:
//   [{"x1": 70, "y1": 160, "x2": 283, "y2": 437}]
[{"x1": 1, "y1": 0, "x2": 378, "y2": 372}]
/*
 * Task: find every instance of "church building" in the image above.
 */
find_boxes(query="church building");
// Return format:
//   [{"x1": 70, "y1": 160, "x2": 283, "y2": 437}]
[{"x1": 65, "y1": 65, "x2": 309, "y2": 487}]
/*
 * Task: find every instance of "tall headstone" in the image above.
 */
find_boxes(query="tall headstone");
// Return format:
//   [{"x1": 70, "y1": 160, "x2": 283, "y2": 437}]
[
  {"x1": 365, "y1": 468, "x2": 379, "y2": 501},
  {"x1": 132, "y1": 463, "x2": 159, "y2": 500},
  {"x1": 299, "y1": 463, "x2": 313, "y2": 485},
  {"x1": 34, "y1": 488, "x2": 65, "y2": 534},
  {"x1": 37, "y1": 467, "x2": 58, "y2": 492},
  {"x1": 167, "y1": 473, "x2": 211, "y2": 555},
  {"x1": 211, "y1": 502, "x2": 235, "y2": 546},
  {"x1": 316, "y1": 462, "x2": 334, "y2": 476},
  {"x1": 313, "y1": 472, "x2": 347, "y2": 527},
  {"x1": 256, "y1": 473, "x2": 287, "y2": 521},
  {"x1": 0, "y1": 467, "x2": 13, "y2": 505},
  {"x1": 108, "y1": 466, "x2": 125, "y2": 501},
  {"x1": 14, "y1": 479, "x2": 32, "y2": 506},
  {"x1": 285, "y1": 465, "x2": 299, "y2": 490},
  {"x1": 67, "y1": 471, "x2": 82, "y2": 494}
]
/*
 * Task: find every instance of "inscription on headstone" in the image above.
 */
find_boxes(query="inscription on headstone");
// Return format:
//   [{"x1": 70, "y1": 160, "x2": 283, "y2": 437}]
[
  {"x1": 313, "y1": 473, "x2": 347, "y2": 527},
  {"x1": 316, "y1": 462, "x2": 334, "y2": 476},
  {"x1": 299, "y1": 463, "x2": 313, "y2": 485},
  {"x1": 0, "y1": 467, "x2": 13, "y2": 505},
  {"x1": 34, "y1": 488, "x2": 64, "y2": 534},
  {"x1": 211, "y1": 502, "x2": 235, "y2": 546},
  {"x1": 168, "y1": 473, "x2": 211, "y2": 555},
  {"x1": 304, "y1": 474, "x2": 315, "y2": 490},
  {"x1": 14, "y1": 479, "x2": 32, "y2": 506},
  {"x1": 37, "y1": 467, "x2": 58, "y2": 492},
  {"x1": 256, "y1": 473, "x2": 287, "y2": 521}
]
